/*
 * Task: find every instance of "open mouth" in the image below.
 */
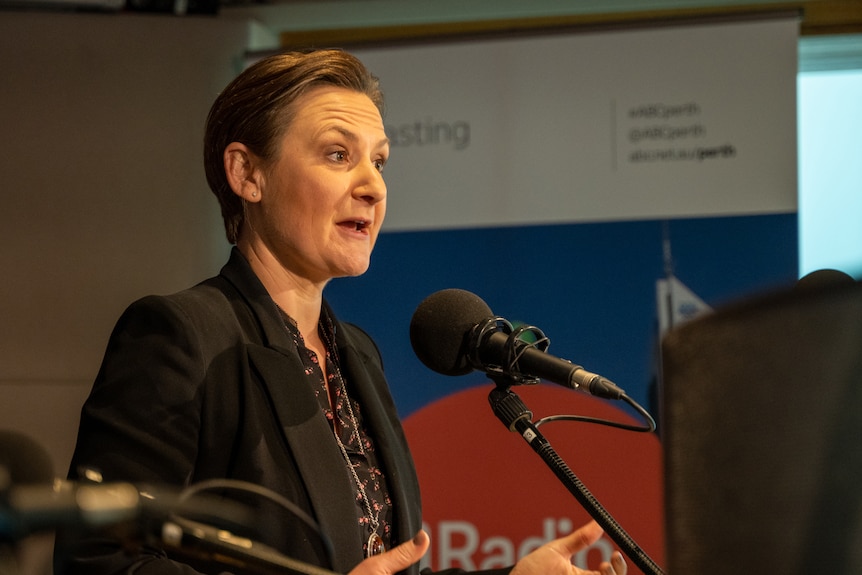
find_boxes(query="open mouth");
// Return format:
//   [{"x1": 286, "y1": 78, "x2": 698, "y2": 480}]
[{"x1": 340, "y1": 219, "x2": 370, "y2": 233}]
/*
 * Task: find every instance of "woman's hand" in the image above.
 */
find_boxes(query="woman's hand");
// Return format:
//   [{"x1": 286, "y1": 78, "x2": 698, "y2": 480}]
[
  {"x1": 511, "y1": 521, "x2": 626, "y2": 575},
  {"x1": 347, "y1": 521, "x2": 625, "y2": 575},
  {"x1": 347, "y1": 531, "x2": 431, "y2": 575}
]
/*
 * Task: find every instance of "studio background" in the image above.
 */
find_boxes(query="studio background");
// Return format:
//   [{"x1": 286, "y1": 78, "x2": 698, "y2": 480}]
[{"x1": 1, "y1": 3, "x2": 860, "y2": 573}]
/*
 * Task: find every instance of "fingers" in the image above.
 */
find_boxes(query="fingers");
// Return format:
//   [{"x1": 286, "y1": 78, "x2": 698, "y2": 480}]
[
  {"x1": 508, "y1": 520, "x2": 628, "y2": 575},
  {"x1": 351, "y1": 531, "x2": 430, "y2": 575},
  {"x1": 600, "y1": 551, "x2": 627, "y2": 575},
  {"x1": 390, "y1": 530, "x2": 430, "y2": 566},
  {"x1": 557, "y1": 522, "x2": 627, "y2": 575},
  {"x1": 556, "y1": 520, "x2": 605, "y2": 555}
]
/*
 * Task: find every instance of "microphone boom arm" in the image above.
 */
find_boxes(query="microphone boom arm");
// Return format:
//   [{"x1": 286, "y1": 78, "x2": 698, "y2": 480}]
[{"x1": 488, "y1": 385, "x2": 665, "y2": 575}]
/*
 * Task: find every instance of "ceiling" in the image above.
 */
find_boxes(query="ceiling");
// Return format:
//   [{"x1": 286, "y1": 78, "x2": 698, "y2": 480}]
[
  {"x1": 2, "y1": 0, "x2": 860, "y2": 70},
  {"x1": 217, "y1": 0, "x2": 862, "y2": 71},
  {"x1": 216, "y1": 0, "x2": 862, "y2": 43}
]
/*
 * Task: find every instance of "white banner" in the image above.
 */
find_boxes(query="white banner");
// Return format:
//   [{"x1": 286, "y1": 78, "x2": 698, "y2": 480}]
[{"x1": 354, "y1": 17, "x2": 799, "y2": 231}]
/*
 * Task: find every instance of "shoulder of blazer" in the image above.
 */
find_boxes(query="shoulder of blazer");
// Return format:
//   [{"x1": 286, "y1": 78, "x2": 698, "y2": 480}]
[
  {"x1": 124, "y1": 277, "x2": 260, "y2": 349},
  {"x1": 125, "y1": 248, "x2": 282, "y2": 351}
]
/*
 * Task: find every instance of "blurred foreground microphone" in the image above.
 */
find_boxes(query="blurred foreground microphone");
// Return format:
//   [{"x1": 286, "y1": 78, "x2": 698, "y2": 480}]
[
  {"x1": 2, "y1": 478, "x2": 255, "y2": 542},
  {"x1": 2, "y1": 432, "x2": 328, "y2": 575},
  {"x1": 3, "y1": 479, "x2": 143, "y2": 540},
  {"x1": 1, "y1": 430, "x2": 252, "y2": 542},
  {"x1": 409, "y1": 288, "x2": 624, "y2": 399}
]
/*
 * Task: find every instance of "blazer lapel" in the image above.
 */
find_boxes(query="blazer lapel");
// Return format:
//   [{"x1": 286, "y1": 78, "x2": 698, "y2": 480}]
[
  {"x1": 246, "y1": 345, "x2": 365, "y2": 572},
  {"x1": 220, "y1": 249, "x2": 365, "y2": 571}
]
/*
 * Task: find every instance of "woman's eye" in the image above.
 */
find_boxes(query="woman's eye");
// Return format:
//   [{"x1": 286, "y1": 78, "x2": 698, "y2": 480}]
[
  {"x1": 329, "y1": 150, "x2": 347, "y2": 162},
  {"x1": 373, "y1": 158, "x2": 386, "y2": 173}
]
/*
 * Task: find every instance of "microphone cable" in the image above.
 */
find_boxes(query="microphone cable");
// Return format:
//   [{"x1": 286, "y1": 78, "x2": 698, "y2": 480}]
[
  {"x1": 534, "y1": 394, "x2": 656, "y2": 433},
  {"x1": 173, "y1": 478, "x2": 335, "y2": 566}
]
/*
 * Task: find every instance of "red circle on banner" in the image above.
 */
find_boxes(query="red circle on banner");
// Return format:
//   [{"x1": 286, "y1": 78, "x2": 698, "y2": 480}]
[{"x1": 403, "y1": 384, "x2": 664, "y2": 574}]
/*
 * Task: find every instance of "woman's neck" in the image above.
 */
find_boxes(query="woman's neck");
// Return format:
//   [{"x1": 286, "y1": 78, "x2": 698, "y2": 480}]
[{"x1": 237, "y1": 239, "x2": 326, "y2": 341}]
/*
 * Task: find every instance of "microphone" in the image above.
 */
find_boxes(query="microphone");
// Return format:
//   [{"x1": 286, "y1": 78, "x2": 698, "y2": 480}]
[
  {"x1": 1, "y1": 430, "x2": 254, "y2": 542},
  {"x1": 2, "y1": 478, "x2": 257, "y2": 542},
  {"x1": 409, "y1": 288, "x2": 625, "y2": 399},
  {"x1": 2, "y1": 432, "x2": 331, "y2": 574},
  {"x1": 2, "y1": 479, "x2": 142, "y2": 539}
]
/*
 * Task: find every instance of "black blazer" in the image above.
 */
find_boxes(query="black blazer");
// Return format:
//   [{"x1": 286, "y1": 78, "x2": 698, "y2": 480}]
[{"x1": 58, "y1": 248, "x2": 423, "y2": 575}]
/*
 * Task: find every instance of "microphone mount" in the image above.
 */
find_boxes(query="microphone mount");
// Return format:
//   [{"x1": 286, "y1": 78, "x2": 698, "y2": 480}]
[{"x1": 468, "y1": 317, "x2": 549, "y2": 387}]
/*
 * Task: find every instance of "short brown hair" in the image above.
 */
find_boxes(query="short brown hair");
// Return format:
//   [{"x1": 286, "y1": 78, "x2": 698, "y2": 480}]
[{"x1": 203, "y1": 49, "x2": 384, "y2": 244}]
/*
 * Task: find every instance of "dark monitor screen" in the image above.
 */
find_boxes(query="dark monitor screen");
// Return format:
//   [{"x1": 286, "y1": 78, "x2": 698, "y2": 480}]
[{"x1": 661, "y1": 278, "x2": 862, "y2": 574}]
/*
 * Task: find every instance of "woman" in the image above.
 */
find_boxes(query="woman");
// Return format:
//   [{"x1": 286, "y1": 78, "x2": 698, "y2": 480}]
[{"x1": 57, "y1": 49, "x2": 625, "y2": 575}]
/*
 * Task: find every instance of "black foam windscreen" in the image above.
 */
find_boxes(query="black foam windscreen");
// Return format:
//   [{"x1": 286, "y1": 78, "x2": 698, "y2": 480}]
[
  {"x1": 409, "y1": 288, "x2": 494, "y2": 376},
  {"x1": 661, "y1": 278, "x2": 862, "y2": 574},
  {"x1": 0, "y1": 430, "x2": 54, "y2": 485}
]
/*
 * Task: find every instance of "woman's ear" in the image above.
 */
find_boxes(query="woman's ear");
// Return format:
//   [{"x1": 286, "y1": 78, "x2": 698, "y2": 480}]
[{"x1": 224, "y1": 142, "x2": 263, "y2": 202}]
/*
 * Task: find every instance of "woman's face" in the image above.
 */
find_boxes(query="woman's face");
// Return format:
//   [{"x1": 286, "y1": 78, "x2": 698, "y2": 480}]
[{"x1": 252, "y1": 86, "x2": 389, "y2": 284}]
